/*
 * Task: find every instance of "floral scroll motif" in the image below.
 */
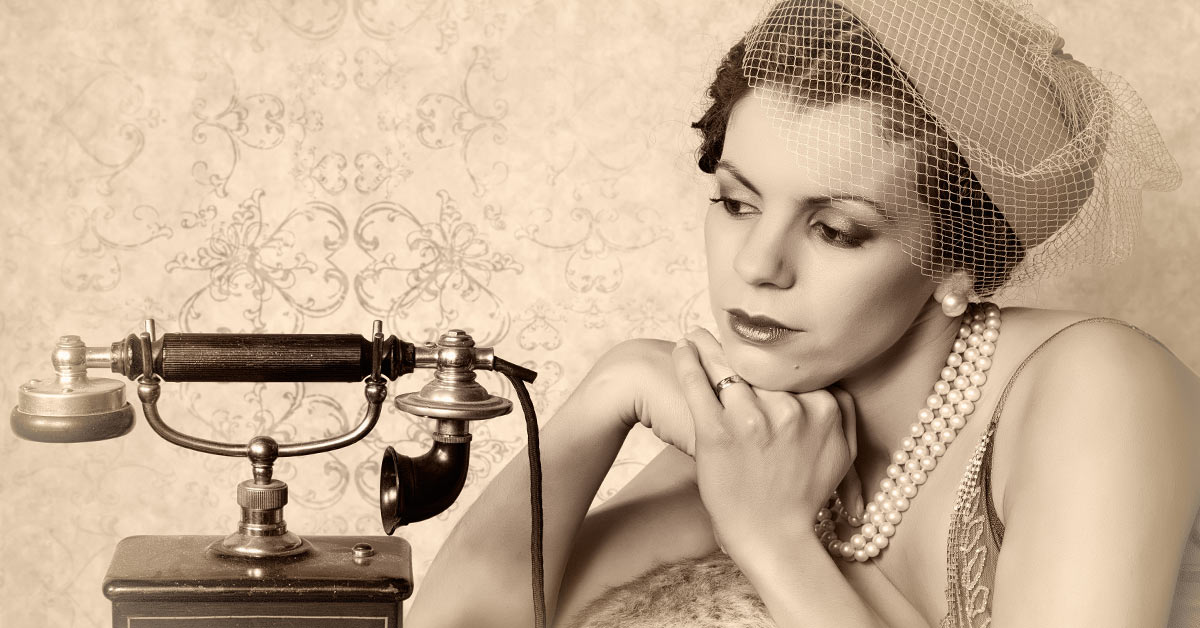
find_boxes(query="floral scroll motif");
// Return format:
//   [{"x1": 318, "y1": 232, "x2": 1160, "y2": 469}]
[
  {"x1": 50, "y1": 68, "x2": 160, "y2": 197},
  {"x1": 211, "y1": 0, "x2": 480, "y2": 51},
  {"x1": 181, "y1": 204, "x2": 219, "y2": 230},
  {"x1": 289, "y1": 49, "x2": 349, "y2": 96},
  {"x1": 354, "y1": 48, "x2": 412, "y2": 92},
  {"x1": 355, "y1": 190, "x2": 522, "y2": 346},
  {"x1": 415, "y1": 46, "x2": 509, "y2": 196},
  {"x1": 570, "y1": 298, "x2": 676, "y2": 339},
  {"x1": 352, "y1": 0, "x2": 442, "y2": 42},
  {"x1": 7, "y1": 203, "x2": 173, "y2": 292},
  {"x1": 166, "y1": 189, "x2": 349, "y2": 332},
  {"x1": 292, "y1": 147, "x2": 349, "y2": 195},
  {"x1": 57, "y1": 205, "x2": 174, "y2": 292},
  {"x1": 516, "y1": 206, "x2": 671, "y2": 294},
  {"x1": 354, "y1": 149, "x2": 413, "y2": 197},
  {"x1": 356, "y1": 0, "x2": 509, "y2": 51},
  {"x1": 514, "y1": 301, "x2": 566, "y2": 351},
  {"x1": 667, "y1": 255, "x2": 713, "y2": 336},
  {"x1": 191, "y1": 90, "x2": 286, "y2": 198}
]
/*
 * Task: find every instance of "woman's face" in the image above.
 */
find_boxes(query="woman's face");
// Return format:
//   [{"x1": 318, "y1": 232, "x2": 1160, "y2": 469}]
[{"x1": 705, "y1": 93, "x2": 937, "y2": 392}]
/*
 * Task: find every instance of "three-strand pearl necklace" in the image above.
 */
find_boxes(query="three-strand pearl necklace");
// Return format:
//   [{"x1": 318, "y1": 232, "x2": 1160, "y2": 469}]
[{"x1": 815, "y1": 302, "x2": 1002, "y2": 562}]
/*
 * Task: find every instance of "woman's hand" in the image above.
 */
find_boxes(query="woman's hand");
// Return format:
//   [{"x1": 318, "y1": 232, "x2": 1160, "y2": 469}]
[{"x1": 671, "y1": 328, "x2": 860, "y2": 561}]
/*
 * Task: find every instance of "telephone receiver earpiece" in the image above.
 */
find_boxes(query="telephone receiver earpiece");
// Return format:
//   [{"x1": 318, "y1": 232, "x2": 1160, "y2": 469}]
[{"x1": 11, "y1": 335, "x2": 135, "y2": 443}]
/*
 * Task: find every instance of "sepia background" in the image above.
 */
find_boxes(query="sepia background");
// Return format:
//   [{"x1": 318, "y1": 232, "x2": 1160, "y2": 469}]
[{"x1": 0, "y1": 1, "x2": 1196, "y2": 626}]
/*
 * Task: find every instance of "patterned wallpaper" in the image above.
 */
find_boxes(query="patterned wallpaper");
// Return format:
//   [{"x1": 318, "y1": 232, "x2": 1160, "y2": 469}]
[{"x1": 1, "y1": 1, "x2": 1195, "y2": 626}]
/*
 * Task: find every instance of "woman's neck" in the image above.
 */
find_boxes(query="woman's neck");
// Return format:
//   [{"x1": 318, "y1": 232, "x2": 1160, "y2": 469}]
[{"x1": 837, "y1": 299, "x2": 963, "y2": 482}]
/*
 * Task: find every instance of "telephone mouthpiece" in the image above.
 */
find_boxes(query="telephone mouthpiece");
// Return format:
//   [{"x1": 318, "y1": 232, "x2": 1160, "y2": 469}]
[
  {"x1": 392, "y1": 329, "x2": 512, "y2": 421},
  {"x1": 10, "y1": 335, "x2": 135, "y2": 443}
]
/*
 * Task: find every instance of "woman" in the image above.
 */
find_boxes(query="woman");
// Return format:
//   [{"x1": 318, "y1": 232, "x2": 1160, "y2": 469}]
[{"x1": 408, "y1": 1, "x2": 1199, "y2": 626}]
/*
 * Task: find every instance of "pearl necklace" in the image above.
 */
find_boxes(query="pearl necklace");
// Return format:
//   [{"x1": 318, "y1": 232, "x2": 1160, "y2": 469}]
[{"x1": 815, "y1": 302, "x2": 1002, "y2": 562}]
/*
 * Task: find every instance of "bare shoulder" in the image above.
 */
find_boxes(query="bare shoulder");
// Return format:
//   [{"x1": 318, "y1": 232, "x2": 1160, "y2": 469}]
[
  {"x1": 990, "y1": 306, "x2": 1196, "y2": 397},
  {"x1": 1003, "y1": 306, "x2": 1199, "y2": 413},
  {"x1": 984, "y1": 308, "x2": 1200, "y2": 623},
  {"x1": 556, "y1": 445, "x2": 718, "y2": 625},
  {"x1": 991, "y1": 306, "x2": 1200, "y2": 513}
]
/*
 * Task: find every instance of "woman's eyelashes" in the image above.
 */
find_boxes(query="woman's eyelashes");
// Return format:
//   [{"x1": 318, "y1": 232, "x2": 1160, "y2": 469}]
[
  {"x1": 709, "y1": 196, "x2": 869, "y2": 248},
  {"x1": 709, "y1": 196, "x2": 757, "y2": 217},
  {"x1": 815, "y1": 221, "x2": 866, "y2": 248}
]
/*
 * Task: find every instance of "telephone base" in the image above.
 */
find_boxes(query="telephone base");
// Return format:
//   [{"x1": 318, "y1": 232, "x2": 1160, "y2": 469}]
[{"x1": 103, "y1": 534, "x2": 412, "y2": 628}]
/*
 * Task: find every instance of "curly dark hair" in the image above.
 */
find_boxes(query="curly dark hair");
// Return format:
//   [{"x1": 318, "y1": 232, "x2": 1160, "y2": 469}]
[{"x1": 692, "y1": 0, "x2": 1023, "y2": 296}]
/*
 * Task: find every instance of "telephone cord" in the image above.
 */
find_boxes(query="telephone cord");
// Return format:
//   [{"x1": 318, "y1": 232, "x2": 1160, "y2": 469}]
[{"x1": 494, "y1": 358, "x2": 546, "y2": 628}]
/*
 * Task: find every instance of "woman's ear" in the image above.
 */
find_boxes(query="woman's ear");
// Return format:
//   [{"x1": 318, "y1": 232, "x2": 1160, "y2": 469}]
[{"x1": 933, "y1": 269, "x2": 974, "y2": 317}]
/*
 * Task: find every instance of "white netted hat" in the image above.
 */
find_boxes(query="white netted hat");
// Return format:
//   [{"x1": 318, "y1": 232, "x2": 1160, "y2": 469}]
[{"x1": 740, "y1": 0, "x2": 1180, "y2": 294}]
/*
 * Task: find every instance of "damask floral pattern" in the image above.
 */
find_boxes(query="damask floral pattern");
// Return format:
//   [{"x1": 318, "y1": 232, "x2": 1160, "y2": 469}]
[
  {"x1": 11, "y1": 203, "x2": 173, "y2": 291},
  {"x1": 0, "y1": 2, "x2": 1192, "y2": 627},
  {"x1": 415, "y1": 46, "x2": 509, "y2": 196},
  {"x1": 51, "y1": 65, "x2": 159, "y2": 197},
  {"x1": 166, "y1": 189, "x2": 350, "y2": 332},
  {"x1": 191, "y1": 56, "x2": 288, "y2": 198},
  {"x1": 517, "y1": 205, "x2": 672, "y2": 294},
  {"x1": 355, "y1": 190, "x2": 520, "y2": 344}
]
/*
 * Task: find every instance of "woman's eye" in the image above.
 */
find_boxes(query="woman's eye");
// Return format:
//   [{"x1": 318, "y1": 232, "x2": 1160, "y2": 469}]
[
  {"x1": 816, "y1": 222, "x2": 864, "y2": 248},
  {"x1": 709, "y1": 197, "x2": 757, "y2": 217}
]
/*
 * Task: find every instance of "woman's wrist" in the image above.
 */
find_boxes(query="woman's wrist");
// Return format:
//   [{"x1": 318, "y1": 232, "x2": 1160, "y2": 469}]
[
  {"x1": 732, "y1": 532, "x2": 885, "y2": 628},
  {"x1": 581, "y1": 338, "x2": 667, "y2": 431},
  {"x1": 721, "y1": 520, "x2": 820, "y2": 582}
]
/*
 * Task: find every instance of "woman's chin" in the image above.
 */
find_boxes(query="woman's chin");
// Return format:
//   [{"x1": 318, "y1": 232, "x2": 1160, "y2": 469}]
[{"x1": 724, "y1": 349, "x2": 836, "y2": 394}]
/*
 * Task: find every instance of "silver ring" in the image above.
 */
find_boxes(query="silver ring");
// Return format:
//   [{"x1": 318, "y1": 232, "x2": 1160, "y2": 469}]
[{"x1": 712, "y1": 374, "x2": 744, "y2": 395}]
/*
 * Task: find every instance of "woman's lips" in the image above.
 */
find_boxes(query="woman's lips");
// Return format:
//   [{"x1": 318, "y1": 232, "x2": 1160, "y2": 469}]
[{"x1": 726, "y1": 309, "x2": 801, "y2": 346}]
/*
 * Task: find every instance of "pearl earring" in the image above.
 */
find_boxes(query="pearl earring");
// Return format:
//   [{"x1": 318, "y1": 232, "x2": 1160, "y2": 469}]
[
  {"x1": 940, "y1": 292, "x2": 968, "y2": 317},
  {"x1": 935, "y1": 272, "x2": 974, "y2": 318}
]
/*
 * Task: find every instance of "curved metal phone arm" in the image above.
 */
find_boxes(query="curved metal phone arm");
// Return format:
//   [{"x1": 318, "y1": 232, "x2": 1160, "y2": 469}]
[
  {"x1": 136, "y1": 380, "x2": 247, "y2": 457},
  {"x1": 131, "y1": 321, "x2": 389, "y2": 460},
  {"x1": 135, "y1": 377, "x2": 388, "y2": 459},
  {"x1": 278, "y1": 379, "x2": 387, "y2": 457}
]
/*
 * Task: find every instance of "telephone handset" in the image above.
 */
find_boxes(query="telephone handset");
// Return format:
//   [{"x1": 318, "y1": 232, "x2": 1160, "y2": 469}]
[{"x1": 10, "y1": 320, "x2": 546, "y2": 628}]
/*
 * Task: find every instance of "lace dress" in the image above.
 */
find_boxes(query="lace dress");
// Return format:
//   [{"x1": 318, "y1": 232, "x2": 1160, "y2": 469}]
[{"x1": 567, "y1": 318, "x2": 1199, "y2": 628}]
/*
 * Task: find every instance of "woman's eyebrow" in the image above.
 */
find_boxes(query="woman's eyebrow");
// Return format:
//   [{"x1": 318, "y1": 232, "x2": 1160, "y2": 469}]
[
  {"x1": 821, "y1": 194, "x2": 886, "y2": 214},
  {"x1": 716, "y1": 161, "x2": 890, "y2": 219},
  {"x1": 714, "y1": 160, "x2": 760, "y2": 196}
]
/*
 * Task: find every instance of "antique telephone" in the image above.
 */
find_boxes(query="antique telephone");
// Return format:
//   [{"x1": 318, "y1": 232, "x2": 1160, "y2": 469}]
[{"x1": 10, "y1": 319, "x2": 547, "y2": 628}]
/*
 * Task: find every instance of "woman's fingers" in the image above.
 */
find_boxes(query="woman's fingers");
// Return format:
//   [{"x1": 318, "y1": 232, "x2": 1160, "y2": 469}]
[
  {"x1": 828, "y1": 386, "x2": 858, "y2": 463},
  {"x1": 754, "y1": 389, "x2": 804, "y2": 428},
  {"x1": 828, "y1": 385, "x2": 864, "y2": 517},
  {"x1": 671, "y1": 338, "x2": 724, "y2": 423},
  {"x1": 683, "y1": 328, "x2": 756, "y2": 409}
]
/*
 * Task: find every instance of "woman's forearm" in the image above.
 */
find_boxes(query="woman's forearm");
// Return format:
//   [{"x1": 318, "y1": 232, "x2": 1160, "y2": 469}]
[
  {"x1": 735, "y1": 535, "x2": 888, "y2": 628},
  {"x1": 405, "y1": 369, "x2": 634, "y2": 628}
]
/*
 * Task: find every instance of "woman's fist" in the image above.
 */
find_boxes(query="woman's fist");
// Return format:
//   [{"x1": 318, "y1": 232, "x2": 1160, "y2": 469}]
[{"x1": 670, "y1": 328, "x2": 860, "y2": 559}]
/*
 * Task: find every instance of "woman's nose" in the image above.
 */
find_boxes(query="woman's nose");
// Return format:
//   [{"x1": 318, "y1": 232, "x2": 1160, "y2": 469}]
[{"x1": 732, "y1": 218, "x2": 796, "y2": 288}]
